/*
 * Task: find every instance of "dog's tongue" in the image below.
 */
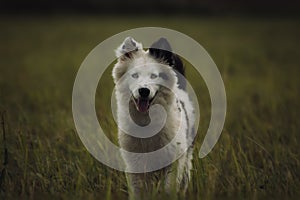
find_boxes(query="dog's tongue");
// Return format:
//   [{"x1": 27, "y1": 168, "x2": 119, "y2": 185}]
[{"x1": 137, "y1": 99, "x2": 150, "y2": 113}]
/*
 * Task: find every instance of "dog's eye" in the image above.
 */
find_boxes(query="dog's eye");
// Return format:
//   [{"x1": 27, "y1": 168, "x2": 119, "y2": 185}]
[
  {"x1": 150, "y1": 73, "x2": 158, "y2": 79},
  {"x1": 131, "y1": 73, "x2": 139, "y2": 79}
]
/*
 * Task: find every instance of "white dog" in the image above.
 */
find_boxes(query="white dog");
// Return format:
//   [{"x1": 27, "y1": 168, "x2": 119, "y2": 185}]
[{"x1": 112, "y1": 37, "x2": 195, "y2": 199}]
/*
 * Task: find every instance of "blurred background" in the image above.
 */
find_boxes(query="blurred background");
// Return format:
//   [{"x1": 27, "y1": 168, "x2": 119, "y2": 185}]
[
  {"x1": 0, "y1": 0, "x2": 299, "y2": 199},
  {"x1": 1, "y1": 0, "x2": 300, "y2": 15}
]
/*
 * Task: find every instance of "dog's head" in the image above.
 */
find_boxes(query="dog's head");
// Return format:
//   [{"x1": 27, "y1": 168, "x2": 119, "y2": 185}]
[{"x1": 113, "y1": 37, "x2": 184, "y2": 113}]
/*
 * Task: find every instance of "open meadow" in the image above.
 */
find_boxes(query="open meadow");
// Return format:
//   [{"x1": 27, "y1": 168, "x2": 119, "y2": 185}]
[{"x1": 0, "y1": 15, "x2": 299, "y2": 199}]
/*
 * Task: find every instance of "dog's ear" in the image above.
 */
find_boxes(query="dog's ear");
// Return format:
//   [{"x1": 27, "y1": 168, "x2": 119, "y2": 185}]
[
  {"x1": 149, "y1": 38, "x2": 186, "y2": 89},
  {"x1": 149, "y1": 38, "x2": 173, "y2": 65},
  {"x1": 113, "y1": 37, "x2": 142, "y2": 83},
  {"x1": 115, "y1": 37, "x2": 142, "y2": 60}
]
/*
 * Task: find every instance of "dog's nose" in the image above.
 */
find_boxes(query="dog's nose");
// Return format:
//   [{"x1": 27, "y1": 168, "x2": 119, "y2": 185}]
[{"x1": 138, "y1": 88, "x2": 150, "y2": 98}]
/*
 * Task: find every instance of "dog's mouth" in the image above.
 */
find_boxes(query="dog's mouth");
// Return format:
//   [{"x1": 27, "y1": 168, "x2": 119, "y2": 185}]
[{"x1": 132, "y1": 94, "x2": 156, "y2": 113}]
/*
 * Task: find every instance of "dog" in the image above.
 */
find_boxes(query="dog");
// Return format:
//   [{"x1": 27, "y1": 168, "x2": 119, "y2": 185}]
[{"x1": 112, "y1": 37, "x2": 195, "y2": 199}]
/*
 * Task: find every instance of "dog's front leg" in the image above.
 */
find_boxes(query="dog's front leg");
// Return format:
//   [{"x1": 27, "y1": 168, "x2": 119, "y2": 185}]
[
  {"x1": 164, "y1": 154, "x2": 189, "y2": 194},
  {"x1": 164, "y1": 169, "x2": 178, "y2": 194},
  {"x1": 126, "y1": 173, "x2": 144, "y2": 200}
]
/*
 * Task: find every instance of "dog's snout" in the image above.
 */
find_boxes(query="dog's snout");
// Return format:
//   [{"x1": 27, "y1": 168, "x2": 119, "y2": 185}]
[{"x1": 138, "y1": 88, "x2": 150, "y2": 98}]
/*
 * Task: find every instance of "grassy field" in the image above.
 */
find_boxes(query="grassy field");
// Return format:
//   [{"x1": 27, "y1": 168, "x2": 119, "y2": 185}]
[{"x1": 0, "y1": 15, "x2": 299, "y2": 199}]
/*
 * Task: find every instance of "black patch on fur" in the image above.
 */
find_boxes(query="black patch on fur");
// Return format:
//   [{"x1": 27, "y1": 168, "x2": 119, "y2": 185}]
[
  {"x1": 180, "y1": 100, "x2": 189, "y2": 138},
  {"x1": 158, "y1": 72, "x2": 169, "y2": 81},
  {"x1": 149, "y1": 38, "x2": 173, "y2": 63},
  {"x1": 149, "y1": 38, "x2": 186, "y2": 89},
  {"x1": 191, "y1": 127, "x2": 196, "y2": 146},
  {"x1": 176, "y1": 99, "x2": 181, "y2": 112},
  {"x1": 173, "y1": 54, "x2": 186, "y2": 89}
]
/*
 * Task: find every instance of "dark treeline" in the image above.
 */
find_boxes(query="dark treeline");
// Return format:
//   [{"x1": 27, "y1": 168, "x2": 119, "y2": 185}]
[{"x1": 0, "y1": 0, "x2": 299, "y2": 15}]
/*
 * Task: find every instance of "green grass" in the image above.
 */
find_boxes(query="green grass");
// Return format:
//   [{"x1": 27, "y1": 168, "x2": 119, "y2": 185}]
[{"x1": 0, "y1": 15, "x2": 299, "y2": 199}]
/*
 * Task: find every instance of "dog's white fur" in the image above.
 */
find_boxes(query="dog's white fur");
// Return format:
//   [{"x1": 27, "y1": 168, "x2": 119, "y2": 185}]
[{"x1": 112, "y1": 37, "x2": 195, "y2": 198}]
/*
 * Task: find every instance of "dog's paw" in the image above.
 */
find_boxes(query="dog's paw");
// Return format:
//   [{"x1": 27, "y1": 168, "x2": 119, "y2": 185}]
[{"x1": 115, "y1": 37, "x2": 143, "y2": 58}]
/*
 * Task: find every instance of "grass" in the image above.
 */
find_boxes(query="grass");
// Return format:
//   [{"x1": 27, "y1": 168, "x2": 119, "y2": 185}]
[{"x1": 0, "y1": 15, "x2": 299, "y2": 199}]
